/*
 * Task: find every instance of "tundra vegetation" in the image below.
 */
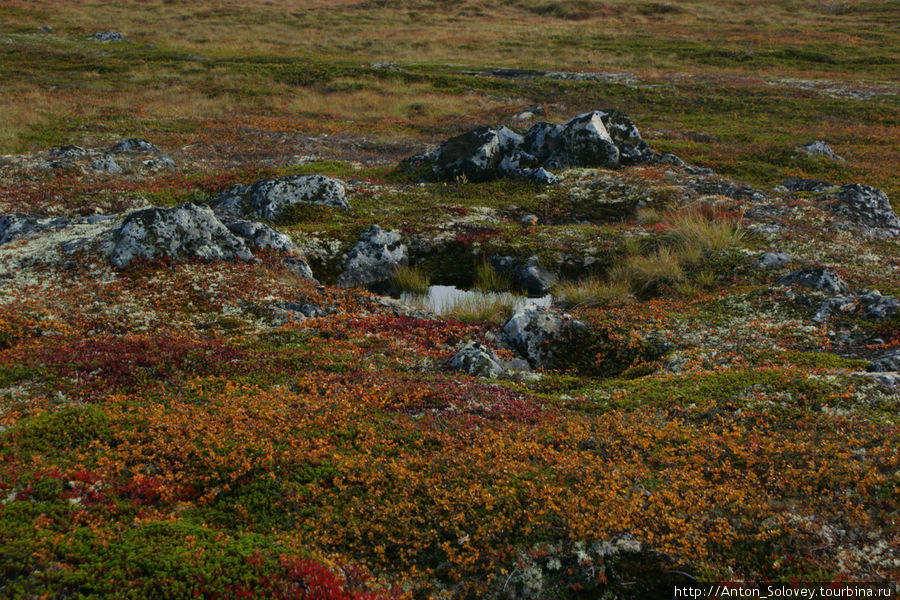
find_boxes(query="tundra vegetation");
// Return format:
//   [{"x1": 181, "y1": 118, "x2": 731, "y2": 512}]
[{"x1": 0, "y1": 1, "x2": 898, "y2": 599}]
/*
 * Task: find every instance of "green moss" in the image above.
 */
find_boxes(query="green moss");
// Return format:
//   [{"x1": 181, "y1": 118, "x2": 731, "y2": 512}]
[{"x1": 10, "y1": 405, "x2": 113, "y2": 458}]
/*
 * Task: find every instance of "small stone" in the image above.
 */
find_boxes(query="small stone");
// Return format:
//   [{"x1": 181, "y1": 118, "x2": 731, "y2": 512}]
[
  {"x1": 799, "y1": 140, "x2": 844, "y2": 162},
  {"x1": 757, "y1": 252, "x2": 791, "y2": 269},
  {"x1": 450, "y1": 342, "x2": 506, "y2": 378}
]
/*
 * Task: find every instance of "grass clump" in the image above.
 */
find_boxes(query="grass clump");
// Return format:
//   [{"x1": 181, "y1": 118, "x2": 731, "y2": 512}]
[
  {"x1": 611, "y1": 246, "x2": 685, "y2": 297},
  {"x1": 392, "y1": 264, "x2": 430, "y2": 294},
  {"x1": 669, "y1": 208, "x2": 745, "y2": 254},
  {"x1": 554, "y1": 277, "x2": 633, "y2": 307},
  {"x1": 472, "y1": 259, "x2": 509, "y2": 292},
  {"x1": 444, "y1": 296, "x2": 516, "y2": 323}
]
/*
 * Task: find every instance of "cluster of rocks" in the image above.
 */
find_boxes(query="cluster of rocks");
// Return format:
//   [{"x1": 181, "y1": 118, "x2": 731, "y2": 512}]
[
  {"x1": 44, "y1": 138, "x2": 176, "y2": 175},
  {"x1": 824, "y1": 184, "x2": 900, "y2": 238},
  {"x1": 106, "y1": 202, "x2": 313, "y2": 277},
  {"x1": 451, "y1": 305, "x2": 586, "y2": 378},
  {"x1": 405, "y1": 110, "x2": 675, "y2": 184},
  {"x1": 0, "y1": 214, "x2": 71, "y2": 245},
  {"x1": 775, "y1": 268, "x2": 898, "y2": 325}
]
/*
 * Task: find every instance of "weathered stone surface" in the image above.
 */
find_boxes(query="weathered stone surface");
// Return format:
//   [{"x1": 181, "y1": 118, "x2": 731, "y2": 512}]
[
  {"x1": 89, "y1": 157, "x2": 123, "y2": 174},
  {"x1": 248, "y1": 175, "x2": 350, "y2": 220},
  {"x1": 825, "y1": 184, "x2": 900, "y2": 237},
  {"x1": 92, "y1": 31, "x2": 126, "y2": 42},
  {"x1": 0, "y1": 214, "x2": 71, "y2": 245},
  {"x1": 108, "y1": 203, "x2": 253, "y2": 268},
  {"x1": 517, "y1": 256, "x2": 558, "y2": 296},
  {"x1": 110, "y1": 138, "x2": 159, "y2": 154},
  {"x1": 777, "y1": 268, "x2": 849, "y2": 295},
  {"x1": 337, "y1": 225, "x2": 407, "y2": 288},
  {"x1": 209, "y1": 184, "x2": 251, "y2": 217},
  {"x1": 220, "y1": 217, "x2": 294, "y2": 253},
  {"x1": 502, "y1": 305, "x2": 583, "y2": 369},
  {"x1": 869, "y1": 350, "x2": 900, "y2": 373},
  {"x1": 433, "y1": 126, "x2": 504, "y2": 183},
  {"x1": 757, "y1": 252, "x2": 792, "y2": 269},
  {"x1": 782, "y1": 178, "x2": 837, "y2": 193},
  {"x1": 450, "y1": 341, "x2": 506, "y2": 377},
  {"x1": 409, "y1": 109, "x2": 657, "y2": 184},
  {"x1": 800, "y1": 140, "x2": 844, "y2": 162},
  {"x1": 814, "y1": 290, "x2": 899, "y2": 324},
  {"x1": 49, "y1": 145, "x2": 88, "y2": 160}
]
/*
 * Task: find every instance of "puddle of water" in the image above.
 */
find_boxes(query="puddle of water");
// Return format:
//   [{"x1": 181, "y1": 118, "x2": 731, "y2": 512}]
[{"x1": 400, "y1": 285, "x2": 552, "y2": 315}]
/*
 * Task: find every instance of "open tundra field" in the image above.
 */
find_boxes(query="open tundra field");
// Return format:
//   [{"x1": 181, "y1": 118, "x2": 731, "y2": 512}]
[{"x1": 1, "y1": 1, "x2": 899, "y2": 598}]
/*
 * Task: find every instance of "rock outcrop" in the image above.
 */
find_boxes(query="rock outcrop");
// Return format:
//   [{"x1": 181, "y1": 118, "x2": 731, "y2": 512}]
[
  {"x1": 777, "y1": 268, "x2": 850, "y2": 295},
  {"x1": 337, "y1": 225, "x2": 407, "y2": 288},
  {"x1": 107, "y1": 203, "x2": 313, "y2": 277},
  {"x1": 408, "y1": 109, "x2": 662, "y2": 184},
  {"x1": 814, "y1": 290, "x2": 899, "y2": 324},
  {"x1": 824, "y1": 184, "x2": 900, "y2": 238},
  {"x1": 0, "y1": 214, "x2": 71, "y2": 245},
  {"x1": 211, "y1": 175, "x2": 350, "y2": 221}
]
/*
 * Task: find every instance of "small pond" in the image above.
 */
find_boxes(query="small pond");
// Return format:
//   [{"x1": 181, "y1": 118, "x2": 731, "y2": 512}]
[{"x1": 399, "y1": 285, "x2": 553, "y2": 315}]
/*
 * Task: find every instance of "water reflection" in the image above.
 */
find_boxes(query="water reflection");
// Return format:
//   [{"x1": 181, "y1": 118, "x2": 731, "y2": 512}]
[{"x1": 400, "y1": 285, "x2": 553, "y2": 315}]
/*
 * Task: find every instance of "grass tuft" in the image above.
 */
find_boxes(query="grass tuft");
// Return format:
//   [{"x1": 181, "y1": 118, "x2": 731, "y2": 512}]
[
  {"x1": 554, "y1": 277, "x2": 633, "y2": 307},
  {"x1": 392, "y1": 264, "x2": 430, "y2": 294}
]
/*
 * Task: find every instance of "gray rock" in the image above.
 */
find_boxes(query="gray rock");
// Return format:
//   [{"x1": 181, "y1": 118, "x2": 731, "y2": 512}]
[
  {"x1": 0, "y1": 214, "x2": 71, "y2": 245},
  {"x1": 777, "y1": 268, "x2": 849, "y2": 295},
  {"x1": 757, "y1": 252, "x2": 791, "y2": 269},
  {"x1": 450, "y1": 341, "x2": 506, "y2": 378},
  {"x1": 209, "y1": 184, "x2": 251, "y2": 217},
  {"x1": 782, "y1": 178, "x2": 837, "y2": 193},
  {"x1": 337, "y1": 225, "x2": 408, "y2": 288},
  {"x1": 813, "y1": 290, "x2": 898, "y2": 324},
  {"x1": 89, "y1": 157, "x2": 123, "y2": 174},
  {"x1": 596, "y1": 109, "x2": 653, "y2": 165},
  {"x1": 531, "y1": 111, "x2": 620, "y2": 170},
  {"x1": 280, "y1": 255, "x2": 315, "y2": 280},
  {"x1": 108, "y1": 203, "x2": 253, "y2": 268},
  {"x1": 850, "y1": 372, "x2": 900, "y2": 391},
  {"x1": 825, "y1": 184, "x2": 900, "y2": 237},
  {"x1": 142, "y1": 156, "x2": 177, "y2": 170},
  {"x1": 220, "y1": 217, "x2": 294, "y2": 253},
  {"x1": 517, "y1": 256, "x2": 558, "y2": 295},
  {"x1": 433, "y1": 126, "x2": 504, "y2": 183},
  {"x1": 92, "y1": 31, "x2": 126, "y2": 42},
  {"x1": 800, "y1": 140, "x2": 844, "y2": 162},
  {"x1": 869, "y1": 350, "x2": 900, "y2": 373},
  {"x1": 49, "y1": 145, "x2": 88, "y2": 160},
  {"x1": 498, "y1": 153, "x2": 559, "y2": 184},
  {"x1": 502, "y1": 305, "x2": 582, "y2": 369},
  {"x1": 111, "y1": 138, "x2": 159, "y2": 154},
  {"x1": 248, "y1": 175, "x2": 350, "y2": 220}
]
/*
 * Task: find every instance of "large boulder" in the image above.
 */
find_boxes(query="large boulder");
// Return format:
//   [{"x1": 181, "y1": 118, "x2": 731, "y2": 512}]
[
  {"x1": 433, "y1": 126, "x2": 504, "y2": 182},
  {"x1": 595, "y1": 109, "x2": 653, "y2": 165},
  {"x1": 824, "y1": 184, "x2": 900, "y2": 237},
  {"x1": 337, "y1": 225, "x2": 408, "y2": 288},
  {"x1": 0, "y1": 213, "x2": 71, "y2": 245},
  {"x1": 108, "y1": 203, "x2": 253, "y2": 268},
  {"x1": 248, "y1": 175, "x2": 350, "y2": 221},
  {"x1": 777, "y1": 268, "x2": 849, "y2": 295},
  {"x1": 527, "y1": 112, "x2": 620, "y2": 170},
  {"x1": 502, "y1": 305, "x2": 583, "y2": 369},
  {"x1": 450, "y1": 341, "x2": 507, "y2": 378},
  {"x1": 209, "y1": 184, "x2": 251, "y2": 217}
]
